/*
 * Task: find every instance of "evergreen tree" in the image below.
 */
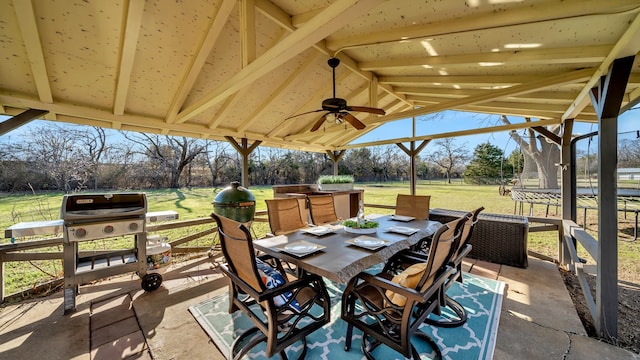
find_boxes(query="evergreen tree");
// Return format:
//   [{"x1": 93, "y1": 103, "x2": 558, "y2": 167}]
[{"x1": 464, "y1": 142, "x2": 505, "y2": 184}]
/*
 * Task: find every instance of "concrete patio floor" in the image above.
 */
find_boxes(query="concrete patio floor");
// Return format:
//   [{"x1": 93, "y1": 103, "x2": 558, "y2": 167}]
[{"x1": 0, "y1": 254, "x2": 637, "y2": 360}]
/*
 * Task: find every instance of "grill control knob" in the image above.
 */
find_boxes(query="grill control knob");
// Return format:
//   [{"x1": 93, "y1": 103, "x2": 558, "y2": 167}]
[
  {"x1": 75, "y1": 228, "x2": 86, "y2": 238},
  {"x1": 129, "y1": 222, "x2": 139, "y2": 232},
  {"x1": 103, "y1": 225, "x2": 114, "y2": 234}
]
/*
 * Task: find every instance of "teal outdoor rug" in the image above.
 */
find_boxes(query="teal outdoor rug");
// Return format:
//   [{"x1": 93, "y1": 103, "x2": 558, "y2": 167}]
[{"x1": 189, "y1": 272, "x2": 505, "y2": 360}]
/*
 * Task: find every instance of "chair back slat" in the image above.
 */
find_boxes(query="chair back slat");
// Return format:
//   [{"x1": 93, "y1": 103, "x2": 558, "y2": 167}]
[
  {"x1": 458, "y1": 206, "x2": 484, "y2": 251},
  {"x1": 211, "y1": 213, "x2": 263, "y2": 292},
  {"x1": 395, "y1": 194, "x2": 430, "y2": 219},
  {"x1": 417, "y1": 215, "x2": 466, "y2": 291},
  {"x1": 307, "y1": 194, "x2": 338, "y2": 225},
  {"x1": 265, "y1": 198, "x2": 307, "y2": 235}
]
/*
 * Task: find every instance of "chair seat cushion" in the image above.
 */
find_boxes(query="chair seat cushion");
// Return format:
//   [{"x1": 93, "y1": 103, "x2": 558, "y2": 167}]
[
  {"x1": 386, "y1": 262, "x2": 427, "y2": 306},
  {"x1": 256, "y1": 259, "x2": 301, "y2": 312}
]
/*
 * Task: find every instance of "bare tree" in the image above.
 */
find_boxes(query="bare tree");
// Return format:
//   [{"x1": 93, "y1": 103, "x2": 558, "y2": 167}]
[
  {"x1": 427, "y1": 138, "x2": 469, "y2": 183},
  {"x1": 123, "y1": 133, "x2": 206, "y2": 188},
  {"x1": 10, "y1": 125, "x2": 111, "y2": 192},
  {"x1": 501, "y1": 116, "x2": 560, "y2": 188},
  {"x1": 201, "y1": 140, "x2": 232, "y2": 186},
  {"x1": 619, "y1": 138, "x2": 640, "y2": 168}
]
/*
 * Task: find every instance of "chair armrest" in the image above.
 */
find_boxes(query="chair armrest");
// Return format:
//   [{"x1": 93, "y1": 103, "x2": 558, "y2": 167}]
[
  {"x1": 451, "y1": 244, "x2": 472, "y2": 265},
  {"x1": 221, "y1": 262, "x2": 323, "y2": 303},
  {"x1": 219, "y1": 263, "x2": 262, "y2": 298},
  {"x1": 353, "y1": 272, "x2": 425, "y2": 304},
  {"x1": 394, "y1": 250, "x2": 430, "y2": 263},
  {"x1": 257, "y1": 273, "x2": 324, "y2": 302},
  {"x1": 421, "y1": 265, "x2": 456, "y2": 301}
]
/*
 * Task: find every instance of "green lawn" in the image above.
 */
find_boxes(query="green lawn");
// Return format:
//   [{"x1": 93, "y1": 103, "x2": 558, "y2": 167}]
[{"x1": 1, "y1": 182, "x2": 638, "y2": 297}]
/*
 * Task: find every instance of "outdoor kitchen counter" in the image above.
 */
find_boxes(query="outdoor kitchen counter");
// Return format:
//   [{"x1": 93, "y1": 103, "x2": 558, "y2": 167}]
[{"x1": 272, "y1": 184, "x2": 363, "y2": 220}]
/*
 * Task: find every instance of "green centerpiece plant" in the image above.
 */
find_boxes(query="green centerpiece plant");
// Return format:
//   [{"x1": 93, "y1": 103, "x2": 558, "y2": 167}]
[{"x1": 342, "y1": 219, "x2": 379, "y2": 229}]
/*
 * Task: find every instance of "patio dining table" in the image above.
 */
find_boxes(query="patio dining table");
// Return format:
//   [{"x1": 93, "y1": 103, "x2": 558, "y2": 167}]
[{"x1": 253, "y1": 214, "x2": 442, "y2": 284}]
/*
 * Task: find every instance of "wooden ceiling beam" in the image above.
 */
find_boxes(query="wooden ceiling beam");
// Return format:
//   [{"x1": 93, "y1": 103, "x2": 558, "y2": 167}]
[
  {"x1": 371, "y1": 68, "x2": 595, "y2": 124},
  {"x1": 13, "y1": 0, "x2": 52, "y2": 104},
  {"x1": 326, "y1": 0, "x2": 640, "y2": 51},
  {"x1": 360, "y1": 45, "x2": 612, "y2": 70},
  {"x1": 399, "y1": 87, "x2": 580, "y2": 104},
  {"x1": 254, "y1": 0, "x2": 410, "y2": 107},
  {"x1": 241, "y1": 0, "x2": 256, "y2": 67},
  {"x1": 236, "y1": 53, "x2": 320, "y2": 133},
  {"x1": 176, "y1": 0, "x2": 385, "y2": 124},
  {"x1": 408, "y1": 99, "x2": 571, "y2": 114},
  {"x1": 379, "y1": 74, "x2": 563, "y2": 86},
  {"x1": 0, "y1": 109, "x2": 48, "y2": 136},
  {"x1": 457, "y1": 105, "x2": 598, "y2": 122},
  {"x1": 165, "y1": 0, "x2": 237, "y2": 124},
  {"x1": 620, "y1": 86, "x2": 640, "y2": 113},
  {"x1": 337, "y1": 119, "x2": 563, "y2": 150},
  {"x1": 113, "y1": 0, "x2": 145, "y2": 116},
  {"x1": 563, "y1": 12, "x2": 640, "y2": 119},
  {"x1": 207, "y1": 92, "x2": 243, "y2": 129}
]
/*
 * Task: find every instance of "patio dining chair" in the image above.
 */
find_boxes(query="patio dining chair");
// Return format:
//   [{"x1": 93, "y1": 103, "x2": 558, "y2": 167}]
[
  {"x1": 405, "y1": 207, "x2": 484, "y2": 328},
  {"x1": 307, "y1": 194, "x2": 339, "y2": 225},
  {"x1": 212, "y1": 213, "x2": 331, "y2": 360},
  {"x1": 265, "y1": 198, "x2": 308, "y2": 235},
  {"x1": 395, "y1": 194, "x2": 431, "y2": 219},
  {"x1": 425, "y1": 207, "x2": 483, "y2": 327},
  {"x1": 341, "y1": 218, "x2": 464, "y2": 359}
]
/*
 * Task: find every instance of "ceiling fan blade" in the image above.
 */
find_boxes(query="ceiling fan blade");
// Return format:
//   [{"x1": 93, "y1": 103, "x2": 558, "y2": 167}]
[
  {"x1": 310, "y1": 113, "x2": 328, "y2": 132},
  {"x1": 342, "y1": 113, "x2": 366, "y2": 130},
  {"x1": 346, "y1": 106, "x2": 386, "y2": 115},
  {"x1": 284, "y1": 109, "x2": 324, "y2": 120}
]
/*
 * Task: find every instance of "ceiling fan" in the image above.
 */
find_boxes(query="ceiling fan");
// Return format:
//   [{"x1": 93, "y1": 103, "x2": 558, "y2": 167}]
[{"x1": 286, "y1": 57, "x2": 385, "y2": 132}]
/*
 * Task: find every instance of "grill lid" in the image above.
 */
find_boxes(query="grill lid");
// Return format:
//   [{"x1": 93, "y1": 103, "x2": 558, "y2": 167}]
[
  {"x1": 213, "y1": 182, "x2": 255, "y2": 223},
  {"x1": 61, "y1": 193, "x2": 147, "y2": 220}
]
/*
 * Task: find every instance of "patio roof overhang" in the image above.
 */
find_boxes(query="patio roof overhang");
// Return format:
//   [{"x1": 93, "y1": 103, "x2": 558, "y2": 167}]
[{"x1": 1, "y1": 0, "x2": 640, "y2": 152}]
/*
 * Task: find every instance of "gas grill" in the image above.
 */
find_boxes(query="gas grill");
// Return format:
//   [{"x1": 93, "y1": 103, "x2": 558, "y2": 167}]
[{"x1": 61, "y1": 193, "x2": 150, "y2": 314}]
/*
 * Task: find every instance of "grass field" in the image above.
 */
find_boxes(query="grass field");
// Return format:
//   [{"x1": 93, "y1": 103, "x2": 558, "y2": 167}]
[{"x1": 1, "y1": 182, "x2": 638, "y2": 296}]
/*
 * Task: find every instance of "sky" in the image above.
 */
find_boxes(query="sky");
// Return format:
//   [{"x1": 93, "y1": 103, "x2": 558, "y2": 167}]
[
  {"x1": 353, "y1": 109, "x2": 639, "y2": 155},
  {"x1": 0, "y1": 108, "x2": 638, "y2": 157}
]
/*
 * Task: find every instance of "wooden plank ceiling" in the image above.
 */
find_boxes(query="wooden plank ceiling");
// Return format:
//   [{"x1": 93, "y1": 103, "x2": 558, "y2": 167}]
[{"x1": 1, "y1": 0, "x2": 640, "y2": 153}]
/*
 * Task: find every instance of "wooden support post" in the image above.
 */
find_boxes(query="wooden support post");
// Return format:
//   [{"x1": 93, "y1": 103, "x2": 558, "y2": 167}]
[
  {"x1": 396, "y1": 140, "x2": 430, "y2": 195},
  {"x1": 590, "y1": 55, "x2": 634, "y2": 340},
  {"x1": 326, "y1": 150, "x2": 346, "y2": 176},
  {"x1": 225, "y1": 137, "x2": 261, "y2": 187}
]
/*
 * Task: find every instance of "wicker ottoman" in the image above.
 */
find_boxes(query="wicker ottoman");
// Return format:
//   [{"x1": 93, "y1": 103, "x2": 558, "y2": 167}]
[{"x1": 429, "y1": 208, "x2": 529, "y2": 268}]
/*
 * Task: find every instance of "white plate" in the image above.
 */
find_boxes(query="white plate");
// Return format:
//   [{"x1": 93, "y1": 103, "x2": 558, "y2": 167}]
[
  {"x1": 346, "y1": 236, "x2": 389, "y2": 250},
  {"x1": 391, "y1": 215, "x2": 416, "y2": 222},
  {"x1": 354, "y1": 238, "x2": 385, "y2": 246},
  {"x1": 386, "y1": 226, "x2": 419, "y2": 235},
  {"x1": 302, "y1": 226, "x2": 335, "y2": 236},
  {"x1": 277, "y1": 241, "x2": 325, "y2": 256},
  {"x1": 285, "y1": 244, "x2": 317, "y2": 253}
]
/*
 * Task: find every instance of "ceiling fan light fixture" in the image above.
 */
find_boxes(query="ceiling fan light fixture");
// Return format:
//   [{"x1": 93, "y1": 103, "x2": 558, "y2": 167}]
[{"x1": 288, "y1": 57, "x2": 385, "y2": 132}]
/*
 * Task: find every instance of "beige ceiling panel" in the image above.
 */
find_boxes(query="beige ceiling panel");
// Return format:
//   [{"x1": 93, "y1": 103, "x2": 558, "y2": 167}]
[
  {"x1": 126, "y1": 0, "x2": 223, "y2": 118},
  {"x1": 184, "y1": 12, "x2": 242, "y2": 109},
  {"x1": 33, "y1": 0, "x2": 123, "y2": 109},
  {"x1": 0, "y1": 1, "x2": 37, "y2": 95}
]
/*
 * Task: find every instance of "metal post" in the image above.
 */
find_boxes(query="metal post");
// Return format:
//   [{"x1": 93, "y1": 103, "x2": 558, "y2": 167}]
[
  {"x1": 591, "y1": 55, "x2": 634, "y2": 340},
  {"x1": 560, "y1": 119, "x2": 574, "y2": 266}
]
